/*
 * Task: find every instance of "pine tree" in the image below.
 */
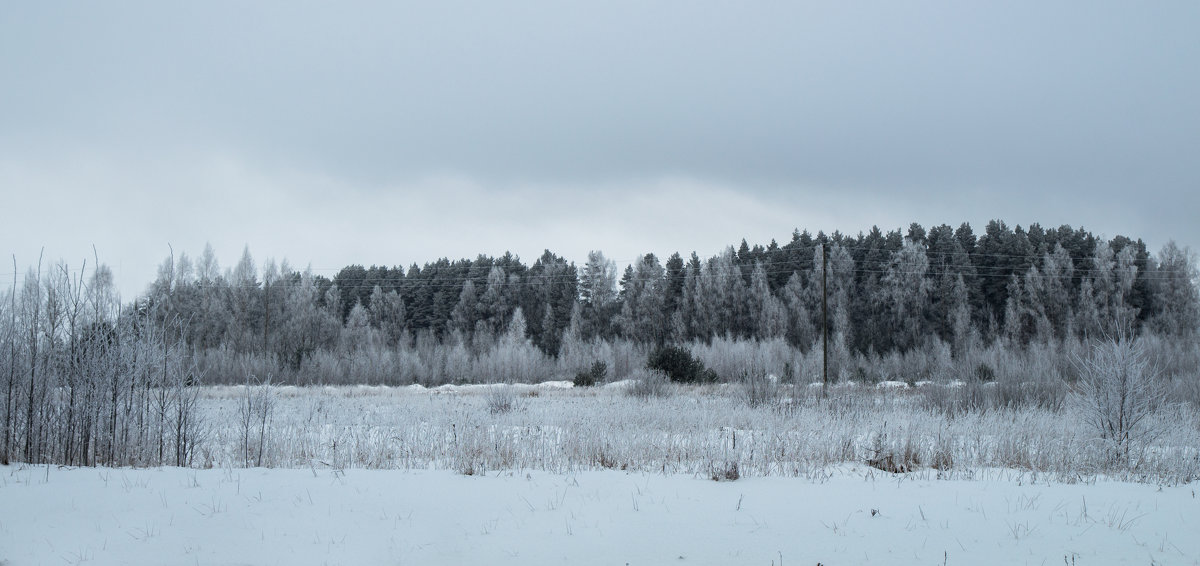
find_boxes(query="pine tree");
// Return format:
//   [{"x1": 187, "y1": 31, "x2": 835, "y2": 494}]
[
  {"x1": 520, "y1": 250, "x2": 577, "y2": 356},
  {"x1": 617, "y1": 254, "x2": 666, "y2": 345},
  {"x1": 679, "y1": 253, "x2": 702, "y2": 340},
  {"x1": 578, "y1": 251, "x2": 617, "y2": 340},
  {"x1": 664, "y1": 252, "x2": 686, "y2": 324}
]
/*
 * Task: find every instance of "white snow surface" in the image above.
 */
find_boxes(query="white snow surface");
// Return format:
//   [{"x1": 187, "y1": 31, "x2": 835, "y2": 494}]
[{"x1": 3, "y1": 464, "x2": 1197, "y2": 565}]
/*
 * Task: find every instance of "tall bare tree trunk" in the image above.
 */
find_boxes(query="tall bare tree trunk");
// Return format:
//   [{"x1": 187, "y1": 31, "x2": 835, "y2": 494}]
[
  {"x1": 24, "y1": 252, "x2": 43, "y2": 463},
  {"x1": 3, "y1": 256, "x2": 16, "y2": 465}
]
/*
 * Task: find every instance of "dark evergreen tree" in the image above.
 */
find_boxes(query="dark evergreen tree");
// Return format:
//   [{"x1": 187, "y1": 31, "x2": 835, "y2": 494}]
[{"x1": 617, "y1": 254, "x2": 667, "y2": 345}]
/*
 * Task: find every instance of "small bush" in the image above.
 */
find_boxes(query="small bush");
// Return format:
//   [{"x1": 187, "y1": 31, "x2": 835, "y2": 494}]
[
  {"x1": 975, "y1": 362, "x2": 996, "y2": 382},
  {"x1": 486, "y1": 384, "x2": 517, "y2": 415},
  {"x1": 710, "y1": 461, "x2": 740, "y2": 481},
  {"x1": 867, "y1": 451, "x2": 919, "y2": 474},
  {"x1": 922, "y1": 376, "x2": 1066, "y2": 416},
  {"x1": 574, "y1": 361, "x2": 607, "y2": 387},
  {"x1": 741, "y1": 372, "x2": 780, "y2": 408},
  {"x1": 866, "y1": 428, "x2": 920, "y2": 474},
  {"x1": 647, "y1": 345, "x2": 718, "y2": 384},
  {"x1": 1170, "y1": 375, "x2": 1200, "y2": 408},
  {"x1": 628, "y1": 369, "x2": 672, "y2": 398},
  {"x1": 851, "y1": 364, "x2": 878, "y2": 385},
  {"x1": 594, "y1": 444, "x2": 621, "y2": 469},
  {"x1": 931, "y1": 435, "x2": 954, "y2": 472},
  {"x1": 782, "y1": 361, "x2": 796, "y2": 383}
]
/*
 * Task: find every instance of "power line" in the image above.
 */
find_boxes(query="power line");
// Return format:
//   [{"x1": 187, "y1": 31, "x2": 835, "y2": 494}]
[
  {"x1": 0, "y1": 261, "x2": 1195, "y2": 293},
  {"x1": 3, "y1": 239, "x2": 1195, "y2": 293}
]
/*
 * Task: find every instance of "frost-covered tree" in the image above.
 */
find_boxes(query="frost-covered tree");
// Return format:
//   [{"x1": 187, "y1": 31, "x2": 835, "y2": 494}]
[
  {"x1": 1149, "y1": 241, "x2": 1200, "y2": 336},
  {"x1": 692, "y1": 248, "x2": 749, "y2": 340},
  {"x1": 1024, "y1": 244, "x2": 1075, "y2": 342},
  {"x1": 449, "y1": 279, "x2": 479, "y2": 336},
  {"x1": 1077, "y1": 241, "x2": 1140, "y2": 338},
  {"x1": 18, "y1": 263, "x2": 43, "y2": 463},
  {"x1": 1108, "y1": 245, "x2": 1141, "y2": 332},
  {"x1": 1075, "y1": 278, "x2": 1102, "y2": 340},
  {"x1": 825, "y1": 243, "x2": 855, "y2": 354},
  {"x1": 678, "y1": 253, "x2": 702, "y2": 341},
  {"x1": 1004, "y1": 274, "x2": 1032, "y2": 345},
  {"x1": 477, "y1": 266, "x2": 514, "y2": 336},
  {"x1": 225, "y1": 246, "x2": 261, "y2": 351},
  {"x1": 197, "y1": 243, "x2": 220, "y2": 284},
  {"x1": 879, "y1": 241, "x2": 931, "y2": 351},
  {"x1": 368, "y1": 285, "x2": 408, "y2": 347},
  {"x1": 947, "y1": 274, "x2": 977, "y2": 359},
  {"x1": 806, "y1": 243, "x2": 854, "y2": 373},
  {"x1": 1074, "y1": 336, "x2": 1166, "y2": 462},
  {"x1": 780, "y1": 271, "x2": 814, "y2": 349},
  {"x1": 340, "y1": 301, "x2": 376, "y2": 352},
  {"x1": 577, "y1": 251, "x2": 618, "y2": 340},
  {"x1": 749, "y1": 262, "x2": 787, "y2": 340}
]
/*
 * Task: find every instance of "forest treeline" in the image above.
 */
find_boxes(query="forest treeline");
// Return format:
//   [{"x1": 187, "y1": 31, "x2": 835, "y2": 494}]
[
  {"x1": 144, "y1": 220, "x2": 1196, "y2": 360},
  {"x1": 2, "y1": 220, "x2": 1199, "y2": 466}
]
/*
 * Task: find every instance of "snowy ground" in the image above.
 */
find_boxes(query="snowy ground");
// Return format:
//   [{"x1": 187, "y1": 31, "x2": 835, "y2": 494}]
[
  {"x1": 190, "y1": 382, "x2": 1200, "y2": 483},
  {"x1": 3, "y1": 464, "x2": 1198, "y2": 566}
]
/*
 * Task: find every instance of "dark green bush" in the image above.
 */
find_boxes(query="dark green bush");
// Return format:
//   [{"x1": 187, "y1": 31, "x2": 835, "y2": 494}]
[
  {"x1": 574, "y1": 361, "x2": 607, "y2": 387},
  {"x1": 647, "y1": 345, "x2": 717, "y2": 384},
  {"x1": 975, "y1": 362, "x2": 996, "y2": 382}
]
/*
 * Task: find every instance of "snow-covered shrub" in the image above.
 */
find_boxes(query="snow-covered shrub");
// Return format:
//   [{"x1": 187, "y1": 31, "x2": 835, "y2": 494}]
[
  {"x1": 1141, "y1": 333, "x2": 1200, "y2": 407},
  {"x1": 930, "y1": 433, "x2": 954, "y2": 473},
  {"x1": 974, "y1": 362, "x2": 996, "y2": 382},
  {"x1": 1074, "y1": 337, "x2": 1167, "y2": 463},
  {"x1": 740, "y1": 372, "x2": 779, "y2": 408},
  {"x1": 923, "y1": 372, "x2": 1065, "y2": 416},
  {"x1": 709, "y1": 460, "x2": 740, "y2": 481},
  {"x1": 690, "y1": 337, "x2": 795, "y2": 381},
  {"x1": 238, "y1": 375, "x2": 275, "y2": 467},
  {"x1": 486, "y1": 383, "x2": 517, "y2": 415},
  {"x1": 627, "y1": 369, "x2": 672, "y2": 398},
  {"x1": 866, "y1": 427, "x2": 921, "y2": 474}
]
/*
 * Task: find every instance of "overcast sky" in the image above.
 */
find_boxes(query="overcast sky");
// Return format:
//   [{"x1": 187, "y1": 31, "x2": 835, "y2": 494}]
[{"x1": 2, "y1": 1, "x2": 1198, "y2": 298}]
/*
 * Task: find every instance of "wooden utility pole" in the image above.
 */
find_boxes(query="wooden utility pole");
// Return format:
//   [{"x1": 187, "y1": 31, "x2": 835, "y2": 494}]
[{"x1": 822, "y1": 241, "x2": 829, "y2": 394}]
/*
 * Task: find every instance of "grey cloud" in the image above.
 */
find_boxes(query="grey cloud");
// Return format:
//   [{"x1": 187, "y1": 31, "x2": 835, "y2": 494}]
[
  {"x1": 5, "y1": 2, "x2": 1197, "y2": 189},
  {"x1": 2, "y1": 1, "x2": 1198, "y2": 295}
]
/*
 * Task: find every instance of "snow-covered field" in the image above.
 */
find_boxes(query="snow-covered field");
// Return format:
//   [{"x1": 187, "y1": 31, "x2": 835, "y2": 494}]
[
  {"x1": 3, "y1": 464, "x2": 1198, "y2": 565},
  {"x1": 189, "y1": 382, "x2": 1200, "y2": 483},
  {"x1": 4, "y1": 383, "x2": 1200, "y2": 564}
]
